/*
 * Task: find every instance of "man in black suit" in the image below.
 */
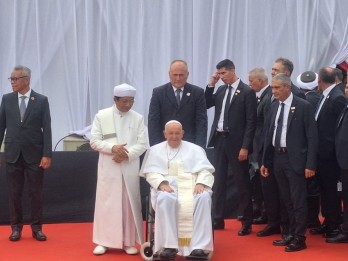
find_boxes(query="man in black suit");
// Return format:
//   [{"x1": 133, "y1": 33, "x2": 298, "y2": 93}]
[
  {"x1": 261, "y1": 73, "x2": 318, "y2": 252},
  {"x1": 148, "y1": 60, "x2": 207, "y2": 148},
  {"x1": 248, "y1": 68, "x2": 282, "y2": 237},
  {"x1": 0, "y1": 65, "x2": 52, "y2": 241},
  {"x1": 271, "y1": 57, "x2": 306, "y2": 99},
  {"x1": 311, "y1": 67, "x2": 347, "y2": 238},
  {"x1": 327, "y1": 80, "x2": 348, "y2": 243},
  {"x1": 296, "y1": 71, "x2": 322, "y2": 229},
  {"x1": 205, "y1": 59, "x2": 257, "y2": 235}
]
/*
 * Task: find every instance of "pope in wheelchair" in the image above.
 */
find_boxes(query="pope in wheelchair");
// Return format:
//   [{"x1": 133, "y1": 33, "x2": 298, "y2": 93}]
[{"x1": 141, "y1": 120, "x2": 214, "y2": 260}]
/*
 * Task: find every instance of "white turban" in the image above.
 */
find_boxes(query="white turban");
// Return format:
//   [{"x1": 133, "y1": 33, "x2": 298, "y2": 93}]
[
  {"x1": 113, "y1": 83, "x2": 136, "y2": 97},
  {"x1": 296, "y1": 71, "x2": 318, "y2": 90}
]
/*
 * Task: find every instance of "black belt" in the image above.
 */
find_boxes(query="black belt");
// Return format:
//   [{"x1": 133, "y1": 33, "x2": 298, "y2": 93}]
[
  {"x1": 216, "y1": 131, "x2": 229, "y2": 138},
  {"x1": 275, "y1": 147, "x2": 288, "y2": 154}
]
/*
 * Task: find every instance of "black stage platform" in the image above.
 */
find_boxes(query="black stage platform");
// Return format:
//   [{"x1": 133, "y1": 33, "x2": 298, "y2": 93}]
[{"x1": 0, "y1": 150, "x2": 239, "y2": 224}]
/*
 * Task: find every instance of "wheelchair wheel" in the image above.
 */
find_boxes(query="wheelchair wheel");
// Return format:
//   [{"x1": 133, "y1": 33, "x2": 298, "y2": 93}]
[{"x1": 140, "y1": 241, "x2": 153, "y2": 260}]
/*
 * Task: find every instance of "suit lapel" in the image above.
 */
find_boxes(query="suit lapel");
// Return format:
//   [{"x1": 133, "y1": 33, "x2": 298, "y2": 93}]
[
  {"x1": 22, "y1": 90, "x2": 36, "y2": 122},
  {"x1": 178, "y1": 84, "x2": 190, "y2": 109},
  {"x1": 10, "y1": 92, "x2": 22, "y2": 122},
  {"x1": 287, "y1": 98, "x2": 297, "y2": 131},
  {"x1": 165, "y1": 84, "x2": 178, "y2": 108},
  {"x1": 337, "y1": 105, "x2": 348, "y2": 128},
  {"x1": 227, "y1": 82, "x2": 242, "y2": 111}
]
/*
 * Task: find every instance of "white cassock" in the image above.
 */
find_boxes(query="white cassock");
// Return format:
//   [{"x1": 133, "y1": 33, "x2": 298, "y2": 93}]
[
  {"x1": 90, "y1": 105, "x2": 147, "y2": 249},
  {"x1": 141, "y1": 141, "x2": 215, "y2": 256}
]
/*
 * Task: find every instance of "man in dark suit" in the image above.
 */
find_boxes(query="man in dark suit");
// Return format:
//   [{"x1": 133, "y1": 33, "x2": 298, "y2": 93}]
[
  {"x1": 248, "y1": 68, "x2": 282, "y2": 237},
  {"x1": 271, "y1": 57, "x2": 306, "y2": 99},
  {"x1": 311, "y1": 67, "x2": 347, "y2": 238},
  {"x1": 0, "y1": 65, "x2": 52, "y2": 241},
  {"x1": 261, "y1": 73, "x2": 318, "y2": 252},
  {"x1": 148, "y1": 60, "x2": 207, "y2": 148},
  {"x1": 205, "y1": 59, "x2": 257, "y2": 235},
  {"x1": 296, "y1": 71, "x2": 322, "y2": 229},
  {"x1": 327, "y1": 81, "x2": 348, "y2": 243}
]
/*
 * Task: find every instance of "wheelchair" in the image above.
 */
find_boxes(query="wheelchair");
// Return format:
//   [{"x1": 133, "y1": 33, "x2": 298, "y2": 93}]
[{"x1": 140, "y1": 194, "x2": 214, "y2": 261}]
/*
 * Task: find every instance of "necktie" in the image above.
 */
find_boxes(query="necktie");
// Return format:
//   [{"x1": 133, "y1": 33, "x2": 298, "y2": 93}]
[
  {"x1": 20, "y1": 96, "x2": 27, "y2": 121},
  {"x1": 223, "y1": 85, "x2": 232, "y2": 131},
  {"x1": 275, "y1": 102, "x2": 285, "y2": 149},
  {"x1": 175, "y1": 89, "x2": 182, "y2": 106}
]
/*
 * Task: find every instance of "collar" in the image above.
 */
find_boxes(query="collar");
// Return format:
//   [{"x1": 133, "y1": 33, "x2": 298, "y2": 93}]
[
  {"x1": 322, "y1": 84, "x2": 336, "y2": 97},
  {"x1": 18, "y1": 88, "x2": 31, "y2": 98},
  {"x1": 172, "y1": 86, "x2": 185, "y2": 93},
  {"x1": 256, "y1": 84, "x2": 269, "y2": 98},
  {"x1": 279, "y1": 93, "x2": 293, "y2": 107},
  {"x1": 230, "y1": 78, "x2": 240, "y2": 89}
]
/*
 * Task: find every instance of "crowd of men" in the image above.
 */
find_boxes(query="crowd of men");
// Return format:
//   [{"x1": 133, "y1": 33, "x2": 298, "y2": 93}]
[
  {"x1": 145, "y1": 58, "x2": 348, "y2": 254},
  {"x1": 2, "y1": 60, "x2": 347, "y2": 260}
]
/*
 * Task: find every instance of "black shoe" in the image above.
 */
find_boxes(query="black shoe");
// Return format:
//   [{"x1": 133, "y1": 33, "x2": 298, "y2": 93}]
[
  {"x1": 285, "y1": 237, "x2": 307, "y2": 252},
  {"x1": 238, "y1": 225, "x2": 251, "y2": 236},
  {"x1": 273, "y1": 235, "x2": 294, "y2": 246},
  {"x1": 326, "y1": 233, "x2": 348, "y2": 243},
  {"x1": 324, "y1": 228, "x2": 341, "y2": 238},
  {"x1": 309, "y1": 224, "x2": 327, "y2": 235},
  {"x1": 213, "y1": 220, "x2": 225, "y2": 230},
  {"x1": 253, "y1": 216, "x2": 268, "y2": 225},
  {"x1": 32, "y1": 230, "x2": 47, "y2": 241},
  {"x1": 158, "y1": 248, "x2": 177, "y2": 260},
  {"x1": 256, "y1": 226, "x2": 281, "y2": 237},
  {"x1": 186, "y1": 249, "x2": 208, "y2": 260},
  {"x1": 9, "y1": 230, "x2": 22, "y2": 241}
]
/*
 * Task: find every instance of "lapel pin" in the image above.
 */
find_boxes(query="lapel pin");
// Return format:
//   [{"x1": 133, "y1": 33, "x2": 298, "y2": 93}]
[
  {"x1": 31, "y1": 97, "x2": 35, "y2": 101},
  {"x1": 186, "y1": 93, "x2": 191, "y2": 96}
]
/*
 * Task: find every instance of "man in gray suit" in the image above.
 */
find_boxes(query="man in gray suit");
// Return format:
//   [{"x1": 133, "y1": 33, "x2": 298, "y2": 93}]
[
  {"x1": 148, "y1": 60, "x2": 207, "y2": 148},
  {"x1": 0, "y1": 65, "x2": 52, "y2": 241}
]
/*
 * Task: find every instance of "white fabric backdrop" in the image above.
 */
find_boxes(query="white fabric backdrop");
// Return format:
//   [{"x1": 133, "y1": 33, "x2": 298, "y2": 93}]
[{"x1": 0, "y1": 0, "x2": 348, "y2": 150}]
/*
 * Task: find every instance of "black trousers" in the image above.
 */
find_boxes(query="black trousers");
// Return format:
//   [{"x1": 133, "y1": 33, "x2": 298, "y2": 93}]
[
  {"x1": 273, "y1": 152, "x2": 307, "y2": 237},
  {"x1": 212, "y1": 135, "x2": 253, "y2": 226},
  {"x1": 260, "y1": 170, "x2": 282, "y2": 228},
  {"x1": 341, "y1": 169, "x2": 348, "y2": 233},
  {"x1": 6, "y1": 154, "x2": 44, "y2": 231},
  {"x1": 316, "y1": 159, "x2": 342, "y2": 227}
]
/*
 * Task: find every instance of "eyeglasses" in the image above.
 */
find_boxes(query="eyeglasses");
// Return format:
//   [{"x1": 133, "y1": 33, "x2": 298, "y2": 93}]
[
  {"x1": 8, "y1": 76, "x2": 28, "y2": 82},
  {"x1": 118, "y1": 98, "x2": 135, "y2": 105}
]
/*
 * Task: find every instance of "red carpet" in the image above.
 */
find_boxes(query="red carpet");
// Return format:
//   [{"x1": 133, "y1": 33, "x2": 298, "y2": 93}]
[{"x1": 0, "y1": 220, "x2": 347, "y2": 261}]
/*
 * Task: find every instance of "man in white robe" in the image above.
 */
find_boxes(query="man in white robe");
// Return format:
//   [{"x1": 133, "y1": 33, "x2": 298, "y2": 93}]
[
  {"x1": 141, "y1": 120, "x2": 214, "y2": 260},
  {"x1": 90, "y1": 83, "x2": 147, "y2": 255}
]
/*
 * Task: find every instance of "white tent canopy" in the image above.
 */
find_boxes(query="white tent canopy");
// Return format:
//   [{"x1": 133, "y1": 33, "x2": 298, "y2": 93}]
[{"x1": 0, "y1": 0, "x2": 347, "y2": 149}]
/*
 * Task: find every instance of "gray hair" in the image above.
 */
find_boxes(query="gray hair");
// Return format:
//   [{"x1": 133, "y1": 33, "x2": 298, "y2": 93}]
[
  {"x1": 272, "y1": 73, "x2": 291, "y2": 86},
  {"x1": 14, "y1": 65, "x2": 31, "y2": 78},
  {"x1": 249, "y1": 67, "x2": 268, "y2": 82}
]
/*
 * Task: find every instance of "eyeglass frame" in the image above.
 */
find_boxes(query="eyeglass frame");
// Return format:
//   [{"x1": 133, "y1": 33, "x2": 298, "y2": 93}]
[{"x1": 8, "y1": 76, "x2": 28, "y2": 82}]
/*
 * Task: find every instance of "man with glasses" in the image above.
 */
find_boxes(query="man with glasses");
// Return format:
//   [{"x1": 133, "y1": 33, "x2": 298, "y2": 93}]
[
  {"x1": 0, "y1": 65, "x2": 52, "y2": 241},
  {"x1": 90, "y1": 83, "x2": 147, "y2": 256}
]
